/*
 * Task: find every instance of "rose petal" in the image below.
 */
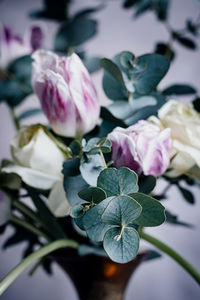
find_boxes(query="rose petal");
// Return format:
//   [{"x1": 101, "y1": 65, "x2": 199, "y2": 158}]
[{"x1": 2, "y1": 165, "x2": 60, "y2": 190}]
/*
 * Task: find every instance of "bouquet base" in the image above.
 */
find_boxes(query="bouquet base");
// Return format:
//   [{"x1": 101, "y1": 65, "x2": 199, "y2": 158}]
[{"x1": 52, "y1": 251, "x2": 146, "y2": 300}]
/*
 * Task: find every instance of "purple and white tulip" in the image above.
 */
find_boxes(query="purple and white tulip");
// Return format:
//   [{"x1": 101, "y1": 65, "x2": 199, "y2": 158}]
[
  {"x1": 31, "y1": 50, "x2": 100, "y2": 137},
  {"x1": 108, "y1": 120, "x2": 171, "y2": 176},
  {"x1": 0, "y1": 25, "x2": 43, "y2": 69}
]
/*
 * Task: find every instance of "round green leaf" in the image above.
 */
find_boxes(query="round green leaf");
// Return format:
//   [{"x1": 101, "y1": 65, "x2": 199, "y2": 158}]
[
  {"x1": 97, "y1": 167, "x2": 138, "y2": 197},
  {"x1": 100, "y1": 58, "x2": 124, "y2": 84},
  {"x1": 80, "y1": 154, "x2": 105, "y2": 186},
  {"x1": 101, "y1": 195, "x2": 142, "y2": 226},
  {"x1": 102, "y1": 71, "x2": 128, "y2": 101},
  {"x1": 78, "y1": 187, "x2": 106, "y2": 204},
  {"x1": 83, "y1": 197, "x2": 113, "y2": 242},
  {"x1": 55, "y1": 17, "x2": 97, "y2": 51},
  {"x1": 103, "y1": 226, "x2": 139, "y2": 263},
  {"x1": 134, "y1": 54, "x2": 170, "y2": 94},
  {"x1": 129, "y1": 193, "x2": 166, "y2": 227}
]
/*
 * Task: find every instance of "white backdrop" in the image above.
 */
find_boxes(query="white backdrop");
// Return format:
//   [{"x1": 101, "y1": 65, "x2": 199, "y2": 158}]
[{"x1": 0, "y1": 1, "x2": 200, "y2": 299}]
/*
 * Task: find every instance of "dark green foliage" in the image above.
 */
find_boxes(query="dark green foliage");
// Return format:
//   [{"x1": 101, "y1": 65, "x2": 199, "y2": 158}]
[
  {"x1": 78, "y1": 187, "x2": 106, "y2": 204},
  {"x1": 0, "y1": 55, "x2": 32, "y2": 107},
  {"x1": 55, "y1": 17, "x2": 97, "y2": 52},
  {"x1": 30, "y1": 0, "x2": 71, "y2": 21},
  {"x1": 163, "y1": 84, "x2": 197, "y2": 96},
  {"x1": 154, "y1": 43, "x2": 175, "y2": 61},
  {"x1": 138, "y1": 175, "x2": 156, "y2": 194},
  {"x1": 28, "y1": 189, "x2": 67, "y2": 239},
  {"x1": 193, "y1": 98, "x2": 200, "y2": 112},
  {"x1": 123, "y1": 0, "x2": 171, "y2": 21},
  {"x1": 165, "y1": 210, "x2": 193, "y2": 228},
  {"x1": 129, "y1": 193, "x2": 166, "y2": 226},
  {"x1": 173, "y1": 32, "x2": 197, "y2": 50},
  {"x1": 178, "y1": 186, "x2": 195, "y2": 204},
  {"x1": 62, "y1": 158, "x2": 80, "y2": 177},
  {"x1": 18, "y1": 109, "x2": 42, "y2": 121}
]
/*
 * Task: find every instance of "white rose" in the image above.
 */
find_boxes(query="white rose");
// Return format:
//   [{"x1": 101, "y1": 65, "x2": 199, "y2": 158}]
[
  {"x1": 3, "y1": 125, "x2": 70, "y2": 216},
  {"x1": 150, "y1": 100, "x2": 200, "y2": 178}
]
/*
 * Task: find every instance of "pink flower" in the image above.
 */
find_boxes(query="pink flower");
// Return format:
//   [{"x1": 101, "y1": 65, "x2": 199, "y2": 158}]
[
  {"x1": 32, "y1": 50, "x2": 100, "y2": 137},
  {"x1": 0, "y1": 25, "x2": 43, "y2": 69},
  {"x1": 108, "y1": 120, "x2": 171, "y2": 176}
]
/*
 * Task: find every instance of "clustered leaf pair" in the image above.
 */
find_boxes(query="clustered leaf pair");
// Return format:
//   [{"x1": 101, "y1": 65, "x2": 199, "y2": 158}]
[{"x1": 70, "y1": 167, "x2": 165, "y2": 263}]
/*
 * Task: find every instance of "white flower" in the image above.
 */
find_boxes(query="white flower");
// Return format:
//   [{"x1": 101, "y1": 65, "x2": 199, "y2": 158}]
[
  {"x1": 149, "y1": 100, "x2": 200, "y2": 177},
  {"x1": 3, "y1": 125, "x2": 70, "y2": 217}
]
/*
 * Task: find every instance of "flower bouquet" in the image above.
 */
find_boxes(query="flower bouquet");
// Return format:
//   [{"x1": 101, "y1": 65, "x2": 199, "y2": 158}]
[{"x1": 0, "y1": 1, "x2": 200, "y2": 299}]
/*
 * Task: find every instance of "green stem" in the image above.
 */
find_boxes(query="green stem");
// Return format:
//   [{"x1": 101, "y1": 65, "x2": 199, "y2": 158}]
[
  {"x1": 0, "y1": 239, "x2": 78, "y2": 295},
  {"x1": 12, "y1": 199, "x2": 49, "y2": 233},
  {"x1": 140, "y1": 231, "x2": 200, "y2": 285},
  {"x1": 28, "y1": 259, "x2": 43, "y2": 276},
  {"x1": 10, "y1": 215, "x2": 51, "y2": 242},
  {"x1": 99, "y1": 150, "x2": 107, "y2": 168},
  {"x1": 10, "y1": 107, "x2": 20, "y2": 130}
]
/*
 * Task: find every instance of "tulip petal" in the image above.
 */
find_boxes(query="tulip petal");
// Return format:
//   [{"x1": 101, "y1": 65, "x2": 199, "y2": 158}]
[
  {"x1": 32, "y1": 50, "x2": 100, "y2": 137},
  {"x1": 109, "y1": 121, "x2": 171, "y2": 176}
]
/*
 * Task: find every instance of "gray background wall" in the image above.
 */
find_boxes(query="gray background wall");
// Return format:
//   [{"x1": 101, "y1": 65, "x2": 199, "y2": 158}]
[{"x1": 0, "y1": 0, "x2": 200, "y2": 299}]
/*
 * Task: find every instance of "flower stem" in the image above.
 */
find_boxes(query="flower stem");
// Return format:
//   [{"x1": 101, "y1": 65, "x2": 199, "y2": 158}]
[
  {"x1": 12, "y1": 199, "x2": 49, "y2": 233},
  {"x1": 10, "y1": 107, "x2": 20, "y2": 130},
  {"x1": 0, "y1": 239, "x2": 79, "y2": 296},
  {"x1": 99, "y1": 150, "x2": 107, "y2": 168},
  {"x1": 10, "y1": 215, "x2": 51, "y2": 242},
  {"x1": 140, "y1": 230, "x2": 200, "y2": 285}
]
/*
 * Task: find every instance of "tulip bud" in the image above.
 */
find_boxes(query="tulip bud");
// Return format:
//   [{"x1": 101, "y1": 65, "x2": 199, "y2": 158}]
[
  {"x1": 108, "y1": 120, "x2": 171, "y2": 176},
  {"x1": 32, "y1": 50, "x2": 100, "y2": 137}
]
